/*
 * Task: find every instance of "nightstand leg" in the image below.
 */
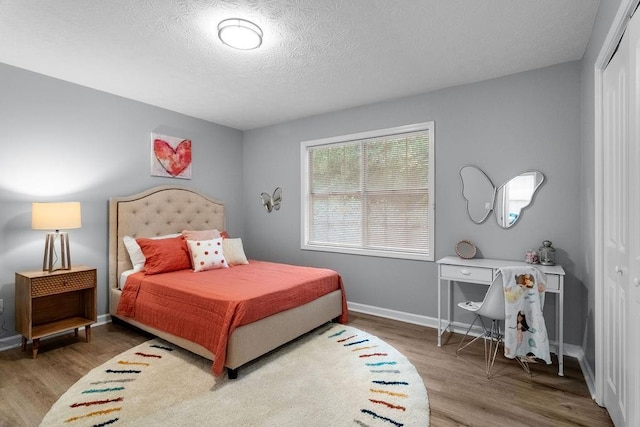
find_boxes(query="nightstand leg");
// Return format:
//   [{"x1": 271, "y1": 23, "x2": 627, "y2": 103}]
[
  {"x1": 85, "y1": 325, "x2": 91, "y2": 343},
  {"x1": 21, "y1": 337, "x2": 27, "y2": 352},
  {"x1": 32, "y1": 339, "x2": 39, "y2": 359}
]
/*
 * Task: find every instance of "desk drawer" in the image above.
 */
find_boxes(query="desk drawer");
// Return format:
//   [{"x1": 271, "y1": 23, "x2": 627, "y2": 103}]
[
  {"x1": 440, "y1": 264, "x2": 493, "y2": 283},
  {"x1": 545, "y1": 274, "x2": 560, "y2": 291}
]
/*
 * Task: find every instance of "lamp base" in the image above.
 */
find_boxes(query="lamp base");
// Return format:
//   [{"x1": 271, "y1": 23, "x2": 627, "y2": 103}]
[{"x1": 43, "y1": 231, "x2": 71, "y2": 273}]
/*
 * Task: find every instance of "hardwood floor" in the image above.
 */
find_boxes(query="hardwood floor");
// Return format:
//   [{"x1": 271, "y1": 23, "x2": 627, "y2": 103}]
[
  {"x1": 0, "y1": 321, "x2": 152, "y2": 427},
  {"x1": 349, "y1": 312, "x2": 612, "y2": 427},
  {"x1": 0, "y1": 313, "x2": 611, "y2": 426}
]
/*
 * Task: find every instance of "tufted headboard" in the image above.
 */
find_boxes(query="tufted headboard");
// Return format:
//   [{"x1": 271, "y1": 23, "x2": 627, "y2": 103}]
[{"x1": 108, "y1": 185, "x2": 225, "y2": 290}]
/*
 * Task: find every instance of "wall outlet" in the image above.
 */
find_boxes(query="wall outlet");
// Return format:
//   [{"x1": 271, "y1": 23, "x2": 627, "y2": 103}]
[{"x1": 0, "y1": 298, "x2": 3, "y2": 315}]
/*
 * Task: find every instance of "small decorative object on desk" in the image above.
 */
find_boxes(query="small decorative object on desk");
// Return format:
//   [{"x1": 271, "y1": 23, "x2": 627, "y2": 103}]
[
  {"x1": 538, "y1": 240, "x2": 556, "y2": 265},
  {"x1": 525, "y1": 249, "x2": 539, "y2": 264},
  {"x1": 455, "y1": 240, "x2": 477, "y2": 259}
]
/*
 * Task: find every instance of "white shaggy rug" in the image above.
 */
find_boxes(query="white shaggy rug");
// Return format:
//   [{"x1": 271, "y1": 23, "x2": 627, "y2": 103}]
[{"x1": 40, "y1": 324, "x2": 429, "y2": 426}]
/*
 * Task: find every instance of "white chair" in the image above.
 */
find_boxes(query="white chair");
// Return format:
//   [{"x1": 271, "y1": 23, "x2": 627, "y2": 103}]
[
  {"x1": 456, "y1": 272, "x2": 532, "y2": 377},
  {"x1": 454, "y1": 272, "x2": 509, "y2": 377}
]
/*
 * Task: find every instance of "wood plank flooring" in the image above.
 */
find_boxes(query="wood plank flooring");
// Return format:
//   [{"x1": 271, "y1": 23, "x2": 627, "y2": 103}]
[
  {"x1": 0, "y1": 313, "x2": 612, "y2": 426},
  {"x1": 349, "y1": 313, "x2": 612, "y2": 427}
]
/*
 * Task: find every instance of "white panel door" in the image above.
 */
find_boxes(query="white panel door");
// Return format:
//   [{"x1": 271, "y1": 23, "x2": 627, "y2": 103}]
[
  {"x1": 603, "y1": 27, "x2": 629, "y2": 427},
  {"x1": 627, "y1": 9, "x2": 640, "y2": 427}
]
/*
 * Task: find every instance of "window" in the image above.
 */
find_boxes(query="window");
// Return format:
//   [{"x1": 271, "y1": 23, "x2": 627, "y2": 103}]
[{"x1": 301, "y1": 122, "x2": 434, "y2": 261}]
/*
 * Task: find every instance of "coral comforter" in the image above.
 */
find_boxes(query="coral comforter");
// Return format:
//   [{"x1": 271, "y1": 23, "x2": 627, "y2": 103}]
[{"x1": 117, "y1": 260, "x2": 347, "y2": 375}]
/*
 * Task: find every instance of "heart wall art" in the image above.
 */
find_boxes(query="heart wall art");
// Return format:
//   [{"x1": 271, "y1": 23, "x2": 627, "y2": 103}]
[{"x1": 150, "y1": 132, "x2": 192, "y2": 179}]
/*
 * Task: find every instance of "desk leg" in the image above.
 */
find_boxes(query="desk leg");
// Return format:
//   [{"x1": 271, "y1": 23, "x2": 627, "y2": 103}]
[
  {"x1": 438, "y1": 276, "x2": 442, "y2": 347},
  {"x1": 447, "y1": 279, "x2": 452, "y2": 337},
  {"x1": 558, "y1": 279, "x2": 564, "y2": 376},
  {"x1": 437, "y1": 276, "x2": 452, "y2": 347}
]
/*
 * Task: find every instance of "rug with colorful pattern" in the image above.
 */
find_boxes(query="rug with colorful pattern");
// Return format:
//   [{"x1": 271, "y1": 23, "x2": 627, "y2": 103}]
[{"x1": 40, "y1": 324, "x2": 429, "y2": 426}]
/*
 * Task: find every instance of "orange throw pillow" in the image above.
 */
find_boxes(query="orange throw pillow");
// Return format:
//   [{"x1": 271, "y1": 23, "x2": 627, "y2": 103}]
[
  {"x1": 136, "y1": 236, "x2": 191, "y2": 275},
  {"x1": 181, "y1": 229, "x2": 221, "y2": 241}
]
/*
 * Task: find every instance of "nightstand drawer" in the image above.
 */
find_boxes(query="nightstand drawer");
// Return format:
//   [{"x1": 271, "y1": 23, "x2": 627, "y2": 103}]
[
  {"x1": 31, "y1": 270, "x2": 95, "y2": 297},
  {"x1": 440, "y1": 264, "x2": 493, "y2": 283}
]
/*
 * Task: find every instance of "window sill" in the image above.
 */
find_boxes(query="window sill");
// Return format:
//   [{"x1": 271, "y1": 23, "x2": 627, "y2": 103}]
[{"x1": 301, "y1": 243, "x2": 433, "y2": 262}]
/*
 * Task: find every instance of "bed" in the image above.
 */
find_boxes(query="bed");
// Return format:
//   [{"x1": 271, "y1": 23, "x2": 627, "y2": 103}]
[{"x1": 108, "y1": 185, "x2": 347, "y2": 378}]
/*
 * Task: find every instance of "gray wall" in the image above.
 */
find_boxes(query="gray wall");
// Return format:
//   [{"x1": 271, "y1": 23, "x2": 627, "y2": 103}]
[
  {"x1": 1, "y1": 14, "x2": 613, "y2": 356},
  {"x1": 243, "y1": 61, "x2": 584, "y2": 345},
  {"x1": 0, "y1": 63, "x2": 244, "y2": 336},
  {"x1": 580, "y1": 0, "x2": 624, "y2": 373}
]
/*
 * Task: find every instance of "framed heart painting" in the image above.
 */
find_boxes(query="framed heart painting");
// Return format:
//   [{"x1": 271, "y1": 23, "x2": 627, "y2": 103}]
[{"x1": 150, "y1": 132, "x2": 192, "y2": 179}]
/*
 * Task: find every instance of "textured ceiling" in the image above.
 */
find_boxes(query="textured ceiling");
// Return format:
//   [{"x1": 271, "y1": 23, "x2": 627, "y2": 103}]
[{"x1": 0, "y1": 0, "x2": 600, "y2": 130}]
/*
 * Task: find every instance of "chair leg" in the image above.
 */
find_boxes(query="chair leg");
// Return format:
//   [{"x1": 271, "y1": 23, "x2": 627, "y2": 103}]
[
  {"x1": 484, "y1": 319, "x2": 503, "y2": 378},
  {"x1": 461, "y1": 318, "x2": 530, "y2": 378},
  {"x1": 516, "y1": 356, "x2": 532, "y2": 376},
  {"x1": 456, "y1": 315, "x2": 485, "y2": 355}
]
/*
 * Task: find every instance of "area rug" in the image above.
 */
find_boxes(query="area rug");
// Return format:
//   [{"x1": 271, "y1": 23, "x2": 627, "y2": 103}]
[{"x1": 40, "y1": 324, "x2": 429, "y2": 426}]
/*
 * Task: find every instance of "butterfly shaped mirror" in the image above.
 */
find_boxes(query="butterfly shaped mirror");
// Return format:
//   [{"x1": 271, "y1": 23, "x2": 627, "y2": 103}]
[
  {"x1": 460, "y1": 165, "x2": 495, "y2": 223},
  {"x1": 459, "y1": 165, "x2": 544, "y2": 229},
  {"x1": 261, "y1": 187, "x2": 282, "y2": 213}
]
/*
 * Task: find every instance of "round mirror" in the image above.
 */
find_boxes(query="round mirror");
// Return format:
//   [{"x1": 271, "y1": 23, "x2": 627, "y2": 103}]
[{"x1": 455, "y1": 240, "x2": 477, "y2": 259}]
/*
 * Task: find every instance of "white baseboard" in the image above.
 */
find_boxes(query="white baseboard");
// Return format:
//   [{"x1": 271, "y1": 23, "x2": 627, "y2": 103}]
[
  {"x1": 572, "y1": 345, "x2": 597, "y2": 399},
  {"x1": 348, "y1": 301, "x2": 595, "y2": 394},
  {"x1": 347, "y1": 301, "x2": 439, "y2": 328},
  {"x1": 0, "y1": 313, "x2": 112, "y2": 352}
]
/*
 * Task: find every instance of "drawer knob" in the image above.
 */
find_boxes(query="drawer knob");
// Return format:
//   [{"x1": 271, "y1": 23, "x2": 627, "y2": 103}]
[
  {"x1": 461, "y1": 269, "x2": 471, "y2": 276},
  {"x1": 634, "y1": 277, "x2": 639, "y2": 288},
  {"x1": 615, "y1": 266, "x2": 623, "y2": 275}
]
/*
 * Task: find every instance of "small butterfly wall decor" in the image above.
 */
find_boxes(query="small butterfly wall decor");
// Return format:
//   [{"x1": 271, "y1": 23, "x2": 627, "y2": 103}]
[
  {"x1": 459, "y1": 165, "x2": 544, "y2": 229},
  {"x1": 261, "y1": 187, "x2": 282, "y2": 213}
]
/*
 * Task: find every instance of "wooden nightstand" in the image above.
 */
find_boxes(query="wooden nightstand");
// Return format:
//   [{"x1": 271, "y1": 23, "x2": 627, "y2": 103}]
[{"x1": 15, "y1": 266, "x2": 97, "y2": 358}]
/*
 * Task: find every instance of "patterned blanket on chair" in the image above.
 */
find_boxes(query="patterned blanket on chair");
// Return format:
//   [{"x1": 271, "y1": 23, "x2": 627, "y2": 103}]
[{"x1": 500, "y1": 266, "x2": 551, "y2": 364}]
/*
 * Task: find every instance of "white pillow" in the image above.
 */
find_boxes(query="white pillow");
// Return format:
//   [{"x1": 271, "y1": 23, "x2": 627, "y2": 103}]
[
  {"x1": 186, "y1": 238, "x2": 229, "y2": 272},
  {"x1": 123, "y1": 233, "x2": 181, "y2": 272},
  {"x1": 222, "y1": 238, "x2": 249, "y2": 266},
  {"x1": 119, "y1": 269, "x2": 136, "y2": 290}
]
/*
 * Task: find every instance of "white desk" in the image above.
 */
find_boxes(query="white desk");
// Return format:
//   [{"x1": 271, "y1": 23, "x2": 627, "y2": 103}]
[{"x1": 436, "y1": 256, "x2": 566, "y2": 376}]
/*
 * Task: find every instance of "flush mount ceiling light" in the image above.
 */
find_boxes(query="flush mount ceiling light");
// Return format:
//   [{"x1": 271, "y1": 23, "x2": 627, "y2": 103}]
[{"x1": 218, "y1": 18, "x2": 263, "y2": 50}]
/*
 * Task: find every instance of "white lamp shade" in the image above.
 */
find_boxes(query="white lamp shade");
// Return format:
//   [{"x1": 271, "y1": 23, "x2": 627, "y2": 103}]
[
  {"x1": 32, "y1": 202, "x2": 82, "y2": 230},
  {"x1": 218, "y1": 18, "x2": 263, "y2": 50}
]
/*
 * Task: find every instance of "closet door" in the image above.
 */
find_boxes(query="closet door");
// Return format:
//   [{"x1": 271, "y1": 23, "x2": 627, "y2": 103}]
[
  {"x1": 627, "y1": 9, "x2": 640, "y2": 427},
  {"x1": 603, "y1": 24, "x2": 629, "y2": 427}
]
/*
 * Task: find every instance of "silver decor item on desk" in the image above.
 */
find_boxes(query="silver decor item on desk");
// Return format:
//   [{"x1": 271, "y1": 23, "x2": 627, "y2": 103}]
[{"x1": 538, "y1": 240, "x2": 556, "y2": 266}]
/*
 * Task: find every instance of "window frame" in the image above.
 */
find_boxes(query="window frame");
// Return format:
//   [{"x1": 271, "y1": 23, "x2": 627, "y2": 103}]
[{"x1": 300, "y1": 122, "x2": 435, "y2": 261}]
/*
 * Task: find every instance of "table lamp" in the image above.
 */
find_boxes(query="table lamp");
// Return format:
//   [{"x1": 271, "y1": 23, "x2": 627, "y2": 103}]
[{"x1": 32, "y1": 202, "x2": 82, "y2": 272}]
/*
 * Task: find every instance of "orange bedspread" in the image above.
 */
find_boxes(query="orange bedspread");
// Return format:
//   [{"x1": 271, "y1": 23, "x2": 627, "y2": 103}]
[{"x1": 117, "y1": 260, "x2": 348, "y2": 375}]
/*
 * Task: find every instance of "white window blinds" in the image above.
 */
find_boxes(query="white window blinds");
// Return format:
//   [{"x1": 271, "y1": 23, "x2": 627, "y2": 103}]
[{"x1": 301, "y1": 122, "x2": 434, "y2": 261}]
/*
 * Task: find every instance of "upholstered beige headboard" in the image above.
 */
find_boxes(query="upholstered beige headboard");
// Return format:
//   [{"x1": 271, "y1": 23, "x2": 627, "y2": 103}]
[{"x1": 108, "y1": 185, "x2": 225, "y2": 290}]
